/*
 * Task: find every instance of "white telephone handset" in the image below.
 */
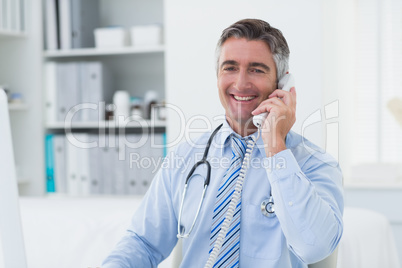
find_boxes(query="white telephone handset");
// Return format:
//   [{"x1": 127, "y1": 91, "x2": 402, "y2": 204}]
[{"x1": 252, "y1": 73, "x2": 295, "y2": 128}]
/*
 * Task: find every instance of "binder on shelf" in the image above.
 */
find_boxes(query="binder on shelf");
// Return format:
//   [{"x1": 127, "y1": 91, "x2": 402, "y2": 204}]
[
  {"x1": 76, "y1": 133, "x2": 91, "y2": 195},
  {"x1": 19, "y1": 0, "x2": 25, "y2": 32},
  {"x1": 138, "y1": 133, "x2": 150, "y2": 195},
  {"x1": 45, "y1": 0, "x2": 58, "y2": 50},
  {"x1": 100, "y1": 133, "x2": 114, "y2": 195},
  {"x1": 163, "y1": 132, "x2": 167, "y2": 157},
  {"x1": 125, "y1": 133, "x2": 142, "y2": 195},
  {"x1": 79, "y1": 62, "x2": 112, "y2": 122},
  {"x1": 47, "y1": 61, "x2": 112, "y2": 123},
  {"x1": 59, "y1": 0, "x2": 72, "y2": 50},
  {"x1": 56, "y1": 0, "x2": 100, "y2": 49},
  {"x1": 112, "y1": 134, "x2": 127, "y2": 195},
  {"x1": 53, "y1": 135, "x2": 67, "y2": 194},
  {"x1": 44, "y1": 61, "x2": 58, "y2": 123},
  {"x1": 71, "y1": 0, "x2": 99, "y2": 48},
  {"x1": 56, "y1": 62, "x2": 80, "y2": 122},
  {"x1": 65, "y1": 134, "x2": 80, "y2": 195},
  {"x1": 45, "y1": 134, "x2": 56, "y2": 193},
  {"x1": 45, "y1": 131, "x2": 166, "y2": 196},
  {"x1": 1, "y1": 0, "x2": 9, "y2": 30},
  {"x1": 0, "y1": 0, "x2": 3, "y2": 30},
  {"x1": 8, "y1": 0, "x2": 15, "y2": 31},
  {"x1": 88, "y1": 133, "x2": 102, "y2": 194},
  {"x1": 13, "y1": 0, "x2": 20, "y2": 32},
  {"x1": 5, "y1": 0, "x2": 11, "y2": 30}
]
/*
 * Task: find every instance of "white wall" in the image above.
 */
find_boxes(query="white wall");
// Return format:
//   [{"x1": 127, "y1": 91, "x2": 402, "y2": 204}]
[
  {"x1": 321, "y1": 0, "x2": 357, "y2": 179},
  {"x1": 165, "y1": 0, "x2": 328, "y2": 149}
]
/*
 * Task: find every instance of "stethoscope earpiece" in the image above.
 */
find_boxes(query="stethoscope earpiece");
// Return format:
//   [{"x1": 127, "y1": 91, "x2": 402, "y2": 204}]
[{"x1": 261, "y1": 196, "x2": 275, "y2": 218}]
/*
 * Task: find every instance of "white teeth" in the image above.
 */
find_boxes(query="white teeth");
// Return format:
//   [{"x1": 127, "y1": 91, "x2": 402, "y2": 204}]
[{"x1": 233, "y1": 95, "x2": 255, "y2": 101}]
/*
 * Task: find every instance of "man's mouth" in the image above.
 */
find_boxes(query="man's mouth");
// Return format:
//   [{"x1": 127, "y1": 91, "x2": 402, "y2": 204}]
[{"x1": 232, "y1": 95, "x2": 256, "y2": 101}]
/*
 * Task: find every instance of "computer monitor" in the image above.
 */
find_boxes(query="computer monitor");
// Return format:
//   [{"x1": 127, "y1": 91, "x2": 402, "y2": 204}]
[{"x1": 0, "y1": 89, "x2": 27, "y2": 268}]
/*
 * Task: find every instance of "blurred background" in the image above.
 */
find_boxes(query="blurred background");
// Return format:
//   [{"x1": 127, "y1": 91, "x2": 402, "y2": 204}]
[{"x1": 0, "y1": 0, "x2": 401, "y2": 267}]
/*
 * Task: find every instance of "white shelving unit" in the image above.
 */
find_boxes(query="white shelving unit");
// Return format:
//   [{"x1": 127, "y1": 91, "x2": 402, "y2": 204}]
[
  {"x1": 0, "y1": 0, "x2": 166, "y2": 196},
  {"x1": 41, "y1": 0, "x2": 166, "y2": 196}
]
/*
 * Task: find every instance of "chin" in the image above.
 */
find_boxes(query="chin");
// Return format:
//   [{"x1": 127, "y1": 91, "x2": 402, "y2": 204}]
[{"x1": 227, "y1": 112, "x2": 253, "y2": 126}]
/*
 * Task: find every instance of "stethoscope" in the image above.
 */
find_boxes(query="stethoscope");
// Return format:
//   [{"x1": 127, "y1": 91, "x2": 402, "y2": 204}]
[{"x1": 177, "y1": 124, "x2": 275, "y2": 239}]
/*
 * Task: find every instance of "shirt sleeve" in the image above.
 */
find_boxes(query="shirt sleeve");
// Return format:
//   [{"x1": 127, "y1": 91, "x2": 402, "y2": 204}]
[
  {"x1": 102, "y1": 159, "x2": 178, "y2": 268},
  {"x1": 266, "y1": 149, "x2": 344, "y2": 264}
]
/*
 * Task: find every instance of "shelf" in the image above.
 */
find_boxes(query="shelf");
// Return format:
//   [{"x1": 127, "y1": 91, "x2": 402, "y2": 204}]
[
  {"x1": 46, "y1": 120, "x2": 166, "y2": 129},
  {"x1": 0, "y1": 30, "x2": 27, "y2": 39},
  {"x1": 8, "y1": 103, "x2": 28, "y2": 111},
  {"x1": 43, "y1": 45, "x2": 165, "y2": 58}
]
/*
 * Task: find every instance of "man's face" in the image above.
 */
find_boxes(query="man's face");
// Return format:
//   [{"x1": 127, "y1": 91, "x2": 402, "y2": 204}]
[{"x1": 217, "y1": 37, "x2": 277, "y2": 131}]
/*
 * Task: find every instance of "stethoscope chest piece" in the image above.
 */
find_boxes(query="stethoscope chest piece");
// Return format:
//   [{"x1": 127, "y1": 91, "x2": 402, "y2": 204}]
[{"x1": 261, "y1": 196, "x2": 275, "y2": 218}]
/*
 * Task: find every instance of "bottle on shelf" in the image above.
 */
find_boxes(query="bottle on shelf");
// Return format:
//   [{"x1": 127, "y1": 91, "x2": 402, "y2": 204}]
[
  {"x1": 130, "y1": 97, "x2": 143, "y2": 118},
  {"x1": 113, "y1": 90, "x2": 131, "y2": 122}
]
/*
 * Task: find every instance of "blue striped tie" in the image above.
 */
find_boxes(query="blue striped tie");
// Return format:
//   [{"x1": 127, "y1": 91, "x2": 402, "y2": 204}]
[{"x1": 209, "y1": 134, "x2": 247, "y2": 268}]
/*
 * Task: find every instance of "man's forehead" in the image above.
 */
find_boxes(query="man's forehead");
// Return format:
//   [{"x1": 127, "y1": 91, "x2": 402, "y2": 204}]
[{"x1": 219, "y1": 38, "x2": 274, "y2": 65}]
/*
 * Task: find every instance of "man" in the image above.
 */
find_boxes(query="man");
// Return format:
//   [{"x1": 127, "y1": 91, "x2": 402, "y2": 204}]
[{"x1": 103, "y1": 19, "x2": 343, "y2": 268}]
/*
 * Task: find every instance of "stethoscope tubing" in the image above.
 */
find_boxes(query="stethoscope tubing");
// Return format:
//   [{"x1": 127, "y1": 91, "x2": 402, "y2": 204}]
[{"x1": 177, "y1": 124, "x2": 222, "y2": 238}]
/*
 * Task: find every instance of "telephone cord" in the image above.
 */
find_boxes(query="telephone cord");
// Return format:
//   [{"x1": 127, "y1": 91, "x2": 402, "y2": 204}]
[{"x1": 204, "y1": 129, "x2": 260, "y2": 268}]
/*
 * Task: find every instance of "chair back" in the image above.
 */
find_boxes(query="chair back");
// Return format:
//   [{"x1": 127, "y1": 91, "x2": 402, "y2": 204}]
[{"x1": 308, "y1": 247, "x2": 338, "y2": 268}]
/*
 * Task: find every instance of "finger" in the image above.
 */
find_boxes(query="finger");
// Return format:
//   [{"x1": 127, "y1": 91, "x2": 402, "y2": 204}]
[
  {"x1": 271, "y1": 87, "x2": 296, "y2": 106},
  {"x1": 251, "y1": 102, "x2": 274, "y2": 115},
  {"x1": 269, "y1": 89, "x2": 289, "y2": 99},
  {"x1": 289, "y1": 87, "x2": 296, "y2": 99},
  {"x1": 251, "y1": 98, "x2": 284, "y2": 115}
]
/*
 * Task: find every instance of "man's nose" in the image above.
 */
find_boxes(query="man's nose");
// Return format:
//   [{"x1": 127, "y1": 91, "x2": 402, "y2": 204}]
[{"x1": 234, "y1": 70, "x2": 251, "y2": 90}]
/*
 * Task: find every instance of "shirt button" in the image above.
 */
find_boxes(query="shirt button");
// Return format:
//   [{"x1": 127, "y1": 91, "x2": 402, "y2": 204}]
[
  {"x1": 276, "y1": 163, "x2": 283, "y2": 169},
  {"x1": 288, "y1": 201, "x2": 293, "y2": 206}
]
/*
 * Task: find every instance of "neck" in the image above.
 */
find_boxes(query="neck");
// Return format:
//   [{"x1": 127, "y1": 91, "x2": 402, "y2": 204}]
[{"x1": 226, "y1": 116, "x2": 258, "y2": 137}]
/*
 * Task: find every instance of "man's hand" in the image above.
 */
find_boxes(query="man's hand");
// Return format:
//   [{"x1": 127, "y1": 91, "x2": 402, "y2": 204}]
[{"x1": 252, "y1": 87, "x2": 296, "y2": 157}]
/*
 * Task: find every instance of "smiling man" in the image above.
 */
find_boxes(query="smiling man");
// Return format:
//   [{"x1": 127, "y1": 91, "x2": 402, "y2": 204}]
[
  {"x1": 217, "y1": 34, "x2": 296, "y2": 156},
  {"x1": 218, "y1": 37, "x2": 278, "y2": 134},
  {"x1": 103, "y1": 19, "x2": 343, "y2": 268}
]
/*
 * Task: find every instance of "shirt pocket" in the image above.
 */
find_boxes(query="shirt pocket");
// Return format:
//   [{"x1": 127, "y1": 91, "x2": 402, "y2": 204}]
[{"x1": 242, "y1": 203, "x2": 283, "y2": 260}]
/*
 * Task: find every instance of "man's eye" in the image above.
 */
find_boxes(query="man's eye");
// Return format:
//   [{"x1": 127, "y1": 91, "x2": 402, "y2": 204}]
[
  {"x1": 251, "y1": 68, "x2": 264, "y2": 73},
  {"x1": 223, "y1": 66, "x2": 236, "y2": 71}
]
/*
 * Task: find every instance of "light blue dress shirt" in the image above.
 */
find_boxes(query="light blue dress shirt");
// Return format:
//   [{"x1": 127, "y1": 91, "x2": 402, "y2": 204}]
[{"x1": 102, "y1": 120, "x2": 344, "y2": 268}]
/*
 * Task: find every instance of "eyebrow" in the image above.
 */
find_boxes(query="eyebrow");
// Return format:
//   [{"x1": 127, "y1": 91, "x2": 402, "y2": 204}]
[
  {"x1": 249, "y1": 62, "x2": 270, "y2": 72},
  {"x1": 220, "y1": 60, "x2": 238, "y2": 69},
  {"x1": 220, "y1": 60, "x2": 271, "y2": 72}
]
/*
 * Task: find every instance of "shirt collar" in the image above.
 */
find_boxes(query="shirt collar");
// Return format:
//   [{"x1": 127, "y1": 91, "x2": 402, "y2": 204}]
[
  {"x1": 214, "y1": 119, "x2": 263, "y2": 156},
  {"x1": 213, "y1": 118, "x2": 293, "y2": 158}
]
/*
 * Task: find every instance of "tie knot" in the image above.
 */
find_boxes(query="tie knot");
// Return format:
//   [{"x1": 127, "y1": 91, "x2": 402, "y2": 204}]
[{"x1": 231, "y1": 135, "x2": 248, "y2": 159}]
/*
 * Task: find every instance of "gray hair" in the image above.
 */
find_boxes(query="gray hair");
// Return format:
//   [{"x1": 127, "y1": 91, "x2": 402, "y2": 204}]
[{"x1": 216, "y1": 19, "x2": 290, "y2": 81}]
